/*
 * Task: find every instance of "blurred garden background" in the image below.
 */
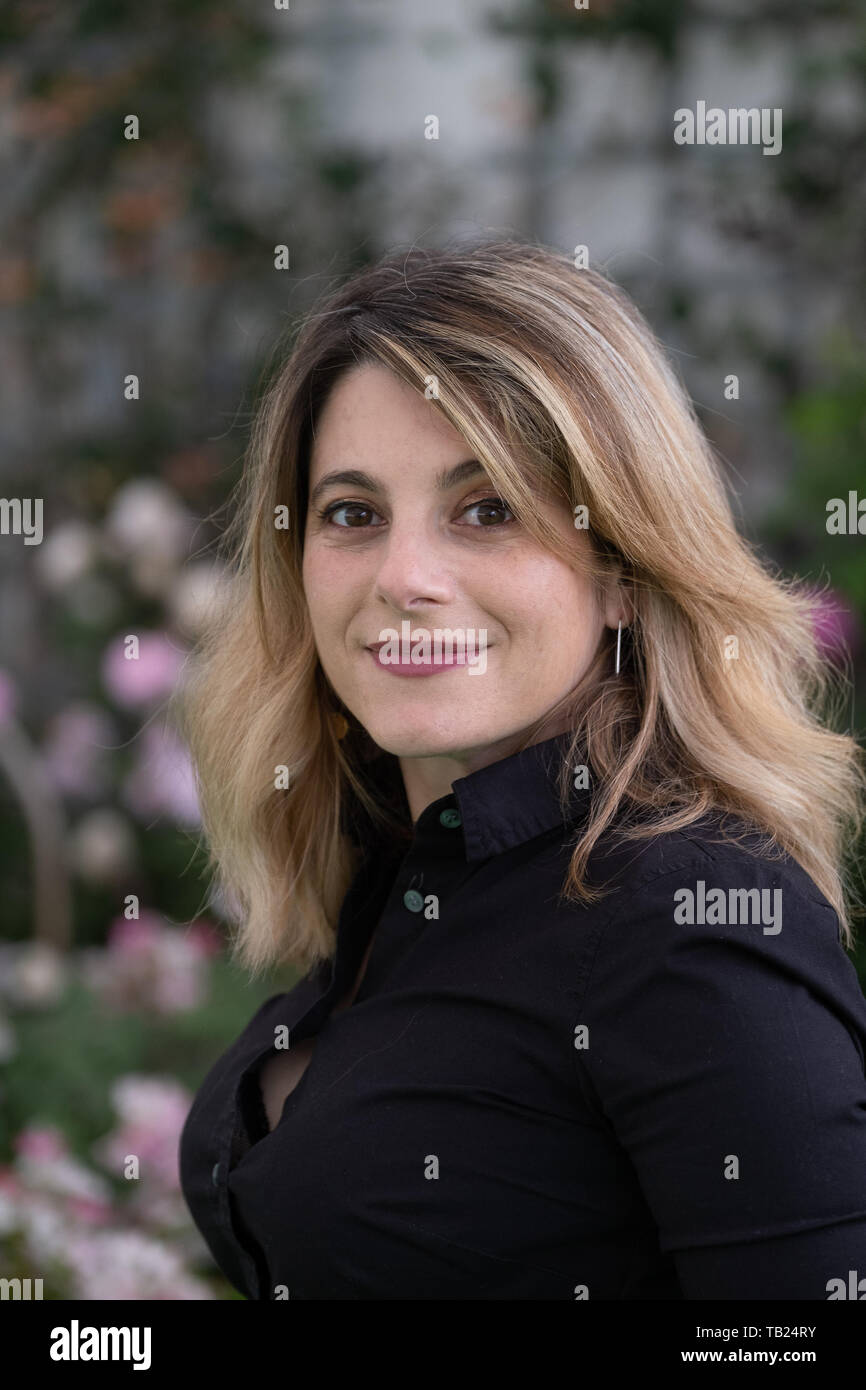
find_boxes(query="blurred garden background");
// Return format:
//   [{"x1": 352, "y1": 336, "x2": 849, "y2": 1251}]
[{"x1": 0, "y1": 0, "x2": 864, "y2": 1298}]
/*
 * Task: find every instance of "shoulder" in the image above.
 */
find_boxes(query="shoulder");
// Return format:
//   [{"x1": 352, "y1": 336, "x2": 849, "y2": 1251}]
[
  {"x1": 575, "y1": 811, "x2": 866, "y2": 1056},
  {"x1": 569, "y1": 814, "x2": 866, "y2": 1259},
  {"x1": 588, "y1": 809, "x2": 840, "y2": 930}
]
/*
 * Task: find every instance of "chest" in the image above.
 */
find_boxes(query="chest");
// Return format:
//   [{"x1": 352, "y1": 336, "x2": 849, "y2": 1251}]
[
  {"x1": 228, "y1": 965, "x2": 658, "y2": 1300},
  {"x1": 258, "y1": 928, "x2": 378, "y2": 1132}
]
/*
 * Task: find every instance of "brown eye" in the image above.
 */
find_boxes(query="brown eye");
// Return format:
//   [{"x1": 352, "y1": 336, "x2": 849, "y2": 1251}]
[
  {"x1": 461, "y1": 497, "x2": 515, "y2": 527},
  {"x1": 319, "y1": 501, "x2": 382, "y2": 528}
]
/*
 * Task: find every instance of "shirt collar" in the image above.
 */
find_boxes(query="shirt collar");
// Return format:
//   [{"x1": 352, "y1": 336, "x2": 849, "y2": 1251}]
[{"x1": 417, "y1": 730, "x2": 592, "y2": 862}]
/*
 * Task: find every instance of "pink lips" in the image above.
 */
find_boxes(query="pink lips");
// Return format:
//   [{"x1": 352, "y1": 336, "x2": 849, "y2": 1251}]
[{"x1": 366, "y1": 644, "x2": 481, "y2": 678}]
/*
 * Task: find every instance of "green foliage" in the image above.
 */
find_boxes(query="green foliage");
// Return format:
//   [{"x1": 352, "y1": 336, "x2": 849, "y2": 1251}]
[
  {"x1": 0, "y1": 959, "x2": 297, "y2": 1164},
  {"x1": 769, "y1": 334, "x2": 866, "y2": 611}
]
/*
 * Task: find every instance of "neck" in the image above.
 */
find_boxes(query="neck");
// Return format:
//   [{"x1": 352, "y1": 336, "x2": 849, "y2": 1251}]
[{"x1": 399, "y1": 713, "x2": 573, "y2": 822}]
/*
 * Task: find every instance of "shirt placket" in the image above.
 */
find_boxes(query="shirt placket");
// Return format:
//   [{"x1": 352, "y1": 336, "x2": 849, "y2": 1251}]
[{"x1": 356, "y1": 797, "x2": 473, "y2": 998}]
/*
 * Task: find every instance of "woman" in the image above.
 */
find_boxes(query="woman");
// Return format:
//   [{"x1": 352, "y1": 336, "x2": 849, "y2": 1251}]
[{"x1": 178, "y1": 239, "x2": 866, "y2": 1300}]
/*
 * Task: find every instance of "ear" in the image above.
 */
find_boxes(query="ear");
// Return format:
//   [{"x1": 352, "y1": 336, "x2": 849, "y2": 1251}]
[{"x1": 601, "y1": 572, "x2": 634, "y2": 630}]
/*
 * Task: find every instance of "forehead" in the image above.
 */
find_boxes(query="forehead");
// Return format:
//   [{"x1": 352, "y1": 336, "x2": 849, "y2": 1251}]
[{"x1": 309, "y1": 363, "x2": 470, "y2": 476}]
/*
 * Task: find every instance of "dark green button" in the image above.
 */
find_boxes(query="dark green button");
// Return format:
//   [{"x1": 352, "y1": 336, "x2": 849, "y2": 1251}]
[
  {"x1": 212, "y1": 1162, "x2": 223, "y2": 1187},
  {"x1": 439, "y1": 808, "x2": 462, "y2": 829},
  {"x1": 403, "y1": 889, "x2": 424, "y2": 912}
]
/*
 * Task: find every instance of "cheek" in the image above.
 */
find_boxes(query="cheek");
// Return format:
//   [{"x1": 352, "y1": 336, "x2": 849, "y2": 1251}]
[
  {"x1": 499, "y1": 556, "x2": 599, "y2": 645},
  {"x1": 302, "y1": 544, "x2": 345, "y2": 618},
  {"x1": 302, "y1": 545, "x2": 370, "y2": 660},
  {"x1": 300, "y1": 533, "x2": 316, "y2": 596},
  {"x1": 302, "y1": 565, "x2": 341, "y2": 656}
]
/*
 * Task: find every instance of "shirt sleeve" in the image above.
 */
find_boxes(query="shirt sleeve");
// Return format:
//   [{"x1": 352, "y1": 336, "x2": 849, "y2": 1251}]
[{"x1": 573, "y1": 851, "x2": 866, "y2": 1300}]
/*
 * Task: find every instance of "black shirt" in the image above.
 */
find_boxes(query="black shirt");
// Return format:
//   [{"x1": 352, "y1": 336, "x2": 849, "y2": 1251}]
[{"x1": 178, "y1": 732, "x2": 866, "y2": 1299}]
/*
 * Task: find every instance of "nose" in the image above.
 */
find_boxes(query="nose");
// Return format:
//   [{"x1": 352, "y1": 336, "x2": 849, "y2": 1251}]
[{"x1": 372, "y1": 519, "x2": 455, "y2": 613}]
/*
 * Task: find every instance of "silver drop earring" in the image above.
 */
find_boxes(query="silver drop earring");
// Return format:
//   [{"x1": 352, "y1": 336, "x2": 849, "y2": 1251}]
[{"x1": 615, "y1": 619, "x2": 623, "y2": 675}]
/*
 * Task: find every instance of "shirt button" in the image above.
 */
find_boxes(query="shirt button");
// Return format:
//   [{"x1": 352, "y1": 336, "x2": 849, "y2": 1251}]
[
  {"x1": 212, "y1": 1162, "x2": 223, "y2": 1187},
  {"x1": 439, "y1": 808, "x2": 462, "y2": 829},
  {"x1": 403, "y1": 889, "x2": 424, "y2": 913}
]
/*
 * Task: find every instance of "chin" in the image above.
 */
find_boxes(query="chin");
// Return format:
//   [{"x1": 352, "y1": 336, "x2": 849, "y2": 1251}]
[
  {"x1": 356, "y1": 709, "x2": 474, "y2": 757},
  {"x1": 363, "y1": 730, "x2": 468, "y2": 760},
  {"x1": 358, "y1": 709, "x2": 514, "y2": 762}
]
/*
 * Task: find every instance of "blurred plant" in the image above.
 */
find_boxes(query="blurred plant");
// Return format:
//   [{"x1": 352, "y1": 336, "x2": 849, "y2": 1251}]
[
  {"x1": 767, "y1": 332, "x2": 866, "y2": 616},
  {"x1": 0, "y1": 669, "x2": 72, "y2": 951},
  {"x1": 68, "y1": 807, "x2": 138, "y2": 884},
  {"x1": 91, "y1": 1075, "x2": 200, "y2": 1227},
  {"x1": 806, "y1": 586, "x2": 862, "y2": 664},
  {"x1": 0, "y1": 942, "x2": 67, "y2": 1011},
  {"x1": 103, "y1": 480, "x2": 198, "y2": 601},
  {"x1": 79, "y1": 910, "x2": 220, "y2": 1015},
  {"x1": 0, "y1": 1103, "x2": 216, "y2": 1299},
  {"x1": 101, "y1": 630, "x2": 187, "y2": 710},
  {"x1": 764, "y1": 333, "x2": 866, "y2": 977},
  {"x1": 42, "y1": 702, "x2": 119, "y2": 800},
  {"x1": 0, "y1": 925, "x2": 290, "y2": 1298},
  {"x1": 120, "y1": 721, "x2": 201, "y2": 828}
]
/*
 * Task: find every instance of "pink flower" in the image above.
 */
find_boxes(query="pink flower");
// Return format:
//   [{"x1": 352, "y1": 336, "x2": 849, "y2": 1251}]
[
  {"x1": 66, "y1": 1195, "x2": 114, "y2": 1225},
  {"x1": 81, "y1": 911, "x2": 210, "y2": 1014},
  {"x1": 1, "y1": 1118, "x2": 214, "y2": 1298},
  {"x1": 92, "y1": 1076, "x2": 193, "y2": 1192},
  {"x1": 121, "y1": 722, "x2": 200, "y2": 827},
  {"x1": 14, "y1": 1124, "x2": 68, "y2": 1163},
  {"x1": 0, "y1": 1167, "x2": 23, "y2": 1196},
  {"x1": 66, "y1": 1228, "x2": 214, "y2": 1299},
  {"x1": 185, "y1": 918, "x2": 223, "y2": 959},
  {"x1": 808, "y1": 588, "x2": 861, "y2": 661},
  {"x1": 14, "y1": 1145, "x2": 112, "y2": 1206},
  {"x1": 42, "y1": 703, "x2": 118, "y2": 798},
  {"x1": 107, "y1": 910, "x2": 164, "y2": 957},
  {"x1": 101, "y1": 631, "x2": 186, "y2": 710}
]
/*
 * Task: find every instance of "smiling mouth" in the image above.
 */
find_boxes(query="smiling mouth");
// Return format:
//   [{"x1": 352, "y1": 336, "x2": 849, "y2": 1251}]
[{"x1": 364, "y1": 638, "x2": 490, "y2": 676}]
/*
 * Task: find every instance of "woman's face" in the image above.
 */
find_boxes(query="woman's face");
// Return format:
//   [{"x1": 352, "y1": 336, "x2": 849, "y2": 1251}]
[{"x1": 302, "y1": 362, "x2": 620, "y2": 774}]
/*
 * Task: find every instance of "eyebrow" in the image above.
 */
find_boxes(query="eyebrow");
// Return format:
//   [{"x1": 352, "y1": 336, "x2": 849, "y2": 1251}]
[{"x1": 308, "y1": 458, "x2": 487, "y2": 510}]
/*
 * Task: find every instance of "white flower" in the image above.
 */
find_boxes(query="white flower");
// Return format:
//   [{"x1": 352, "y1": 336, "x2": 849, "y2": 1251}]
[
  {"x1": 5, "y1": 944, "x2": 66, "y2": 1007},
  {"x1": 67, "y1": 808, "x2": 137, "y2": 883},
  {"x1": 18, "y1": 1195, "x2": 73, "y2": 1267},
  {"x1": 169, "y1": 559, "x2": 230, "y2": 637},
  {"x1": 18, "y1": 1152, "x2": 112, "y2": 1205},
  {"x1": 67, "y1": 1228, "x2": 215, "y2": 1300},
  {"x1": 104, "y1": 480, "x2": 194, "y2": 565},
  {"x1": 110, "y1": 1075, "x2": 191, "y2": 1124},
  {"x1": 35, "y1": 521, "x2": 99, "y2": 589}
]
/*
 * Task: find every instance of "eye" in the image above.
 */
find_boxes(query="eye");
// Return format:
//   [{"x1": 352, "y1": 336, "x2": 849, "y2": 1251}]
[
  {"x1": 459, "y1": 496, "x2": 516, "y2": 527},
  {"x1": 316, "y1": 500, "x2": 384, "y2": 528}
]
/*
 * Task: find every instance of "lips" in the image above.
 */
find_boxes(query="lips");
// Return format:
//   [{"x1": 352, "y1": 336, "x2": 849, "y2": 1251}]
[
  {"x1": 364, "y1": 638, "x2": 488, "y2": 651},
  {"x1": 363, "y1": 633, "x2": 491, "y2": 677},
  {"x1": 364, "y1": 641, "x2": 492, "y2": 656}
]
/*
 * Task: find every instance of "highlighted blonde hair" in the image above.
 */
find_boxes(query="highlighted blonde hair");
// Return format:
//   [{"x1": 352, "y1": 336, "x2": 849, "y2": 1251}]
[{"x1": 177, "y1": 239, "x2": 866, "y2": 976}]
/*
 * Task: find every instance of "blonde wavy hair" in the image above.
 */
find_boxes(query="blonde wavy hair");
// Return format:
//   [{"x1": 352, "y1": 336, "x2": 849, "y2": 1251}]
[{"x1": 177, "y1": 238, "x2": 866, "y2": 977}]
